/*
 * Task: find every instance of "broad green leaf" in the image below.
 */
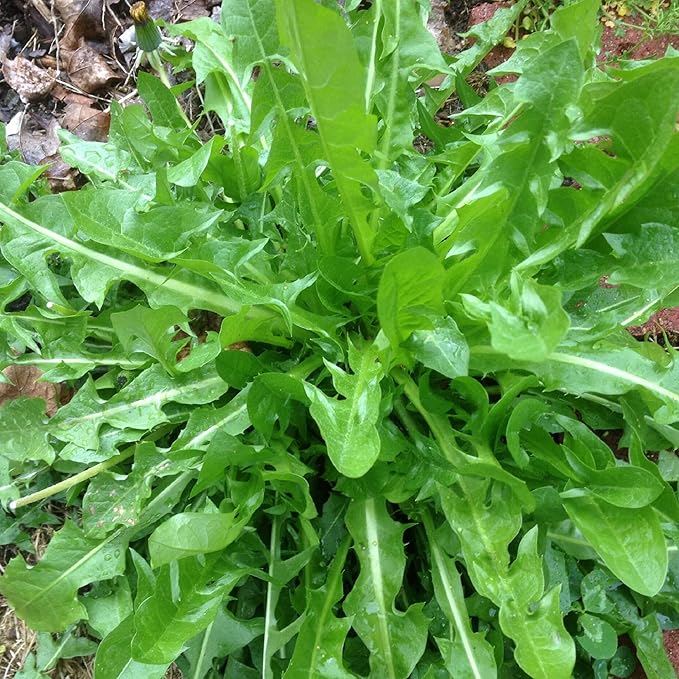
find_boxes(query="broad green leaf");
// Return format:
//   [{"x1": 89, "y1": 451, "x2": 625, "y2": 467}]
[
  {"x1": 50, "y1": 364, "x2": 228, "y2": 449},
  {"x1": 371, "y1": 0, "x2": 448, "y2": 163},
  {"x1": 305, "y1": 341, "x2": 384, "y2": 477},
  {"x1": 452, "y1": 1, "x2": 527, "y2": 78},
  {"x1": 550, "y1": 0, "x2": 600, "y2": 63},
  {"x1": 111, "y1": 305, "x2": 190, "y2": 373},
  {"x1": 576, "y1": 613, "x2": 618, "y2": 660},
  {"x1": 149, "y1": 501, "x2": 262, "y2": 568},
  {"x1": 166, "y1": 19, "x2": 251, "y2": 133},
  {"x1": 182, "y1": 609, "x2": 264, "y2": 679},
  {"x1": 577, "y1": 466, "x2": 665, "y2": 509},
  {"x1": 131, "y1": 555, "x2": 249, "y2": 664},
  {"x1": 406, "y1": 315, "x2": 469, "y2": 379},
  {"x1": 0, "y1": 198, "x2": 248, "y2": 315},
  {"x1": 82, "y1": 579, "x2": 133, "y2": 639},
  {"x1": 343, "y1": 498, "x2": 428, "y2": 679},
  {"x1": 95, "y1": 616, "x2": 169, "y2": 679},
  {"x1": 170, "y1": 386, "x2": 252, "y2": 452},
  {"x1": 137, "y1": 71, "x2": 188, "y2": 130},
  {"x1": 0, "y1": 398, "x2": 54, "y2": 466},
  {"x1": 440, "y1": 482, "x2": 575, "y2": 678},
  {"x1": 62, "y1": 189, "x2": 221, "y2": 262},
  {"x1": 83, "y1": 469, "x2": 151, "y2": 538},
  {"x1": 167, "y1": 139, "x2": 216, "y2": 187},
  {"x1": 462, "y1": 275, "x2": 569, "y2": 362},
  {"x1": 377, "y1": 247, "x2": 445, "y2": 346},
  {"x1": 607, "y1": 223, "x2": 679, "y2": 289},
  {"x1": 630, "y1": 613, "x2": 677, "y2": 679},
  {"x1": 541, "y1": 347, "x2": 679, "y2": 424},
  {"x1": 563, "y1": 495, "x2": 668, "y2": 596},
  {"x1": 0, "y1": 521, "x2": 128, "y2": 631},
  {"x1": 519, "y1": 57, "x2": 679, "y2": 267},
  {"x1": 0, "y1": 161, "x2": 46, "y2": 203}
]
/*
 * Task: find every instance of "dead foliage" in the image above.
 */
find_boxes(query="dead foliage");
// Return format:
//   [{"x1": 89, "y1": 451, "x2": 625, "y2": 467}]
[{"x1": 0, "y1": 365, "x2": 61, "y2": 416}]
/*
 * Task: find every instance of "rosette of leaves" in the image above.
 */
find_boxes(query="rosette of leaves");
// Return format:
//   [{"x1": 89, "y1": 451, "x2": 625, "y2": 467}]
[{"x1": 1, "y1": 0, "x2": 679, "y2": 677}]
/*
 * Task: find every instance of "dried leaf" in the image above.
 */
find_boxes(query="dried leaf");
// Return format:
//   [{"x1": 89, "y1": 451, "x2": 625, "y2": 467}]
[
  {"x1": 0, "y1": 366, "x2": 61, "y2": 416},
  {"x1": 1, "y1": 56, "x2": 55, "y2": 103},
  {"x1": 61, "y1": 101, "x2": 110, "y2": 141},
  {"x1": 6, "y1": 111, "x2": 60, "y2": 165},
  {"x1": 55, "y1": 0, "x2": 106, "y2": 47},
  {"x1": 176, "y1": 0, "x2": 211, "y2": 21},
  {"x1": 66, "y1": 44, "x2": 119, "y2": 94}
]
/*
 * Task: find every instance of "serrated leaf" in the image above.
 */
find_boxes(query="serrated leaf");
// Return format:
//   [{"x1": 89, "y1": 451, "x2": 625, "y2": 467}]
[
  {"x1": 305, "y1": 341, "x2": 383, "y2": 477},
  {"x1": 277, "y1": 0, "x2": 378, "y2": 262},
  {"x1": 0, "y1": 521, "x2": 128, "y2": 632},
  {"x1": 343, "y1": 498, "x2": 428, "y2": 679},
  {"x1": 284, "y1": 537, "x2": 356, "y2": 678}
]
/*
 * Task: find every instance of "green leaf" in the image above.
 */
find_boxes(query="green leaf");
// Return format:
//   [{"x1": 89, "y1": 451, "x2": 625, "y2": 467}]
[
  {"x1": 131, "y1": 555, "x2": 250, "y2": 664},
  {"x1": 50, "y1": 364, "x2": 228, "y2": 449},
  {"x1": 562, "y1": 495, "x2": 668, "y2": 597},
  {"x1": 377, "y1": 247, "x2": 445, "y2": 346},
  {"x1": 0, "y1": 398, "x2": 54, "y2": 466},
  {"x1": 111, "y1": 305, "x2": 189, "y2": 373},
  {"x1": 607, "y1": 223, "x2": 679, "y2": 289},
  {"x1": 576, "y1": 613, "x2": 618, "y2": 660},
  {"x1": 95, "y1": 616, "x2": 169, "y2": 679},
  {"x1": 550, "y1": 0, "x2": 600, "y2": 64},
  {"x1": 167, "y1": 139, "x2": 217, "y2": 187},
  {"x1": 0, "y1": 522, "x2": 128, "y2": 632},
  {"x1": 371, "y1": 0, "x2": 448, "y2": 163},
  {"x1": 578, "y1": 466, "x2": 665, "y2": 509},
  {"x1": 423, "y1": 514, "x2": 497, "y2": 679},
  {"x1": 277, "y1": 0, "x2": 378, "y2": 262},
  {"x1": 440, "y1": 481, "x2": 575, "y2": 678},
  {"x1": 406, "y1": 316, "x2": 469, "y2": 379},
  {"x1": 62, "y1": 189, "x2": 221, "y2": 262},
  {"x1": 630, "y1": 613, "x2": 677, "y2": 679},
  {"x1": 305, "y1": 341, "x2": 384, "y2": 477},
  {"x1": 343, "y1": 498, "x2": 429, "y2": 679},
  {"x1": 462, "y1": 276, "x2": 570, "y2": 362},
  {"x1": 149, "y1": 504, "x2": 262, "y2": 568},
  {"x1": 137, "y1": 71, "x2": 188, "y2": 129},
  {"x1": 284, "y1": 537, "x2": 356, "y2": 678},
  {"x1": 82, "y1": 579, "x2": 133, "y2": 639},
  {"x1": 183, "y1": 609, "x2": 263, "y2": 679}
]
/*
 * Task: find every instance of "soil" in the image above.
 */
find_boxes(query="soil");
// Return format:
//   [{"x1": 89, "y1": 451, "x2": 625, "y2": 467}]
[{"x1": 1, "y1": 1, "x2": 679, "y2": 678}]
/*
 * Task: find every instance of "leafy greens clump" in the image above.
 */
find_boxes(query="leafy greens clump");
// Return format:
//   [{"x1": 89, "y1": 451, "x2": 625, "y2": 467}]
[{"x1": 1, "y1": 0, "x2": 679, "y2": 677}]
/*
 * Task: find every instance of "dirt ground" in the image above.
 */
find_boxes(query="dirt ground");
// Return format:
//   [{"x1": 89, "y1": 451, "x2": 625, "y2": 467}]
[{"x1": 1, "y1": 1, "x2": 679, "y2": 678}]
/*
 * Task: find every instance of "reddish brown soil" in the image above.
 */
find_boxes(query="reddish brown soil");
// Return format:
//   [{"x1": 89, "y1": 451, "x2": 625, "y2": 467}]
[
  {"x1": 628, "y1": 308, "x2": 679, "y2": 346},
  {"x1": 601, "y1": 14, "x2": 679, "y2": 61},
  {"x1": 626, "y1": 630, "x2": 679, "y2": 678},
  {"x1": 468, "y1": 1, "x2": 679, "y2": 74}
]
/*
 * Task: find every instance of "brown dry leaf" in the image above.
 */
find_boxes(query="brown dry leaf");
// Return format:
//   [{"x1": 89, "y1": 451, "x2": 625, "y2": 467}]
[
  {"x1": 6, "y1": 110, "x2": 61, "y2": 165},
  {"x1": 1, "y1": 56, "x2": 55, "y2": 103},
  {"x1": 176, "y1": 0, "x2": 212, "y2": 20},
  {"x1": 66, "y1": 43, "x2": 119, "y2": 93},
  {"x1": 55, "y1": 0, "x2": 106, "y2": 48},
  {"x1": 62, "y1": 100, "x2": 110, "y2": 140},
  {"x1": 0, "y1": 365, "x2": 61, "y2": 416}
]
